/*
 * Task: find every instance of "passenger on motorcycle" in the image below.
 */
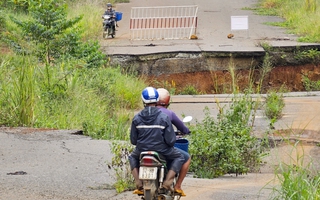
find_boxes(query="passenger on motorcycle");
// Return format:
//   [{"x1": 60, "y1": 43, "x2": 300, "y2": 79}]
[
  {"x1": 129, "y1": 87, "x2": 185, "y2": 195},
  {"x1": 157, "y1": 88, "x2": 191, "y2": 197}
]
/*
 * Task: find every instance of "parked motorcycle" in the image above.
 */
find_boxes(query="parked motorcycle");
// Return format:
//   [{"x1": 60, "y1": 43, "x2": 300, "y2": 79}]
[
  {"x1": 102, "y1": 14, "x2": 116, "y2": 38},
  {"x1": 136, "y1": 116, "x2": 192, "y2": 200}
]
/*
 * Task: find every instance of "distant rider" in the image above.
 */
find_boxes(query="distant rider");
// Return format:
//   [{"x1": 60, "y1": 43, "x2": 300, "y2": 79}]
[
  {"x1": 102, "y1": 3, "x2": 116, "y2": 34},
  {"x1": 103, "y1": 3, "x2": 115, "y2": 18}
]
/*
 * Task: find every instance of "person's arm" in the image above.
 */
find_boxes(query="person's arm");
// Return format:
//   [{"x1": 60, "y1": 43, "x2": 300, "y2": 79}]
[
  {"x1": 130, "y1": 120, "x2": 138, "y2": 145},
  {"x1": 110, "y1": 10, "x2": 116, "y2": 18},
  {"x1": 171, "y1": 112, "x2": 190, "y2": 134}
]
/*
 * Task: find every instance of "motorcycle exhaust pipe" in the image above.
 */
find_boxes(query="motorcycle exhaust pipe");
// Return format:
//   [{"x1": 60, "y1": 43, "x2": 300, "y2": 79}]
[{"x1": 159, "y1": 166, "x2": 165, "y2": 186}]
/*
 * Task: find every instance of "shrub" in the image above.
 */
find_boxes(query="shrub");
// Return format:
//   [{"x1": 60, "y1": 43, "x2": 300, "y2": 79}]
[
  {"x1": 107, "y1": 140, "x2": 135, "y2": 193},
  {"x1": 264, "y1": 91, "x2": 285, "y2": 120},
  {"x1": 302, "y1": 74, "x2": 320, "y2": 91},
  {"x1": 179, "y1": 85, "x2": 199, "y2": 95},
  {"x1": 189, "y1": 94, "x2": 263, "y2": 178}
]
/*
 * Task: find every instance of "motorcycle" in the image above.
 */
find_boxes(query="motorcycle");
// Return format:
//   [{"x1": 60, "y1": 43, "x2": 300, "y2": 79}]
[
  {"x1": 136, "y1": 116, "x2": 192, "y2": 200},
  {"x1": 102, "y1": 14, "x2": 116, "y2": 38}
]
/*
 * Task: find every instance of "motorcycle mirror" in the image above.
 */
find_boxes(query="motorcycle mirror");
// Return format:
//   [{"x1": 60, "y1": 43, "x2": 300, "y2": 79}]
[{"x1": 182, "y1": 116, "x2": 192, "y2": 123}]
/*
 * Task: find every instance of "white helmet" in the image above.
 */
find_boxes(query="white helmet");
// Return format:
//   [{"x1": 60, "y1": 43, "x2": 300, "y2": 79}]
[
  {"x1": 157, "y1": 88, "x2": 170, "y2": 106},
  {"x1": 141, "y1": 87, "x2": 159, "y2": 104}
]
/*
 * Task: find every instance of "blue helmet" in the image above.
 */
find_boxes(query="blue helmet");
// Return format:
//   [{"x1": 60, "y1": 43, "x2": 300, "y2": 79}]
[{"x1": 141, "y1": 87, "x2": 159, "y2": 104}]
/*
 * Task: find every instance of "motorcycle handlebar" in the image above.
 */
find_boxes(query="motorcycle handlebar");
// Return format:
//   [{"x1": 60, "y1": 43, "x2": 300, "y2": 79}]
[{"x1": 175, "y1": 130, "x2": 189, "y2": 136}]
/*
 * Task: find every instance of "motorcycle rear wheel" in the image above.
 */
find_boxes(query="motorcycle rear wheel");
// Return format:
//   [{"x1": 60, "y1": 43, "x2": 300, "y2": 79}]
[{"x1": 144, "y1": 189, "x2": 151, "y2": 200}]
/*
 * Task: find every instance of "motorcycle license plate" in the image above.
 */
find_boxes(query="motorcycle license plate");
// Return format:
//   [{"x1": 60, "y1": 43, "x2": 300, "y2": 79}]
[{"x1": 139, "y1": 167, "x2": 157, "y2": 180}]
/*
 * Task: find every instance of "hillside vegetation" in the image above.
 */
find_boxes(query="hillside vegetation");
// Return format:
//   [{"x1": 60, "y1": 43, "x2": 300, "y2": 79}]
[
  {"x1": 0, "y1": 0, "x2": 145, "y2": 139},
  {"x1": 257, "y1": 0, "x2": 320, "y2": 42}
]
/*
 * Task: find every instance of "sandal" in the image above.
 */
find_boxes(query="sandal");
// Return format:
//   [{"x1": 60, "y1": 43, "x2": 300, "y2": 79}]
[
  {"x1": 133, "y1": 189, "x2": 144, "y2": 195},
  {"x1": 174, "y1": 189, "x2": 186, "y2": 197}
]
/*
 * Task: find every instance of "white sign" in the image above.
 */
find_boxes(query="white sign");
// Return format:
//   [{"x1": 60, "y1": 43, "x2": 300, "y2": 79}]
[{"x1": 231, "y1": 16, "x2": 248, "y2": 30}]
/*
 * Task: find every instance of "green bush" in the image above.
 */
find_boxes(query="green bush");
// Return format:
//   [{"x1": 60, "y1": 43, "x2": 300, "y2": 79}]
[
  {"x1": 264, "y1": 91, "x2": 285, "y2": 120},
  {"x1": 179, "y1": 85, "x2": 199, "y2": 95},
  {"x1": 189, "y1": 94, "x2": 263, "y2": 178},
  {"x1": 302, "y1": 74, "x2": 320, "y2": 91},
  {"x1": 107, "y1": 140, "x2": 135, "y2": 193},
  {"x1": 295, "y1": 49, "x2": 320, "y2": 65}
]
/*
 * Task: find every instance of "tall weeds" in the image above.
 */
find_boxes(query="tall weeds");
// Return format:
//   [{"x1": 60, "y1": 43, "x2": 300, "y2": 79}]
[
  {"x1": 0, "y1": 55, "x2": 145, "y2": 139},
  {"x1": 0, "y1": 0, "x2": 146, "y2": 138},
  {"x1": 269, "y1": 141, "x2": 320, "y2": 199},
  {"x1": 67, "y1": 0, "x2": 103, "y2": 40},
  {"x1": 0, "y1": 56, "x2": 35, "y2": 126}
]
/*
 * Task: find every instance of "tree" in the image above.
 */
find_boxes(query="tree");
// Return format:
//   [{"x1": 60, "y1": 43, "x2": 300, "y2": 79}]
[
  {"x1": 10, "y1": 0, "x2": 83, "y2": 65},
  {"x1": 9, "y1": 0, "x2": 106, "y2": 68}
]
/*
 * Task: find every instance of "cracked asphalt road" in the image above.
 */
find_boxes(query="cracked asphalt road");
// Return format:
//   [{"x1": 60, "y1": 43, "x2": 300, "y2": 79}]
[
  {"x1": 0, "y1": 129, "x2": 118, "y2": 200},
  {"x1": 1, "y1": 93, "x2": 320, "y2": 200},
  {"x1": 2, "y1": 0, "x2": 320, "y2": 198}
]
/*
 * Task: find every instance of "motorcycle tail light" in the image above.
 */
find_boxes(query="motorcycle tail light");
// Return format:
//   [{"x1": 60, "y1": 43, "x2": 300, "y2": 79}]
[{"x1": 140, "y1": 156, "x2": 161, "y2": 167}]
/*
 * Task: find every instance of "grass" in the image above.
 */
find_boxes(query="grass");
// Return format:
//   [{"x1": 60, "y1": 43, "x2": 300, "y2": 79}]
[
  {"x1": 256, "y1": 0, "x2": 320, "y2": 42},
  {"x1": 1, "y1": 0, "x2": 319, "y2": 196},
  {"x1": 0, "y1": 0, "x2": 146, "y2": 139},
  {"x1": 0, "y1": 55, "x2": 35, "y2": 126},
  {"x1": 266, "y1": 140, "x2": 320, "y2": 199},
  {"x1": 264, "y1": 90, "x2": 285, "y2": 122},
  {"x1": 0, "y1": 54, "x2": 146, "y2": 139},
  {"x1": 302, "y1": 74, "x2": 320, "y2": 91},
  {"x1": 67, "y1": 0, "x2": 104, "y2": 40}
]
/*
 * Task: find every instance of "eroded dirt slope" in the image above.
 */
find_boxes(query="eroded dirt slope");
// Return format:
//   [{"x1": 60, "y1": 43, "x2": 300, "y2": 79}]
[{"x1": 147, "y1": 64, "x2": 320, "y2": 94}]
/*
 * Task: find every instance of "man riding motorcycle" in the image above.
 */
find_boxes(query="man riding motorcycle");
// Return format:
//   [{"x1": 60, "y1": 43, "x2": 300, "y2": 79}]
[
  {"x1": 128, "y1": 87, "x2": 185, "y2": 194},
  {"x1": 157, "y1": 88, "x2": 191, "y2": 197},
  {"x1": 102, "y1": 3, "x2": 116, "y2": 35}
]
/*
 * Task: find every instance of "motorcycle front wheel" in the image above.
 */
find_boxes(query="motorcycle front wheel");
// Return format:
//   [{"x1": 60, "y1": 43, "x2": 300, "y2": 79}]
[
  {"x1": 103, "y1": 31, "x2": 107, "y2": 38},
  {"x1": 107, "y1": 27, "x2": 114, "y2": 38}
]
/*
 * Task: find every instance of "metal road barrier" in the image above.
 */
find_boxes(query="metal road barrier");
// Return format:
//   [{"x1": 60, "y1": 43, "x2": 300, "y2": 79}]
[{"x1": 130, "y1": 5, "x2": 198, "y2": 40}]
